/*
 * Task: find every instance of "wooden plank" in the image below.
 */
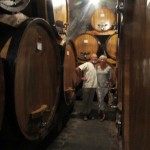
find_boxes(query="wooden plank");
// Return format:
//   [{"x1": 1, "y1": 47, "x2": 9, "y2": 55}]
[{"x1": 86, "y1": 30, "x2": 117, "y2": 36}]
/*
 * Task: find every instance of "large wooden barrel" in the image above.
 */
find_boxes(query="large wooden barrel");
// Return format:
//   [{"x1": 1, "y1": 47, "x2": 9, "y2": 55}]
[
  {"x1": 0, "y1": 59, "x2": 4, "y2": 131},
  {"x1": 91, "y1": 7, "x2": 116, "y2": 32},
  {"x1": 118, "y1": 0, "x2": 150, "y2": 149},
  {"x1": 63, "y1": 40, "x2": 77, "y2": 105},
  {"x1": 0, "y1": 0, "x2": 30, "y2": 13},
  {"x1": 22, "y1": 0, "x2": 69, "y2": 41},
  {"x1": 74, "y1": 33, "x2": 101, "y2": 62},
  {"x1": 0, "y1": 18, "x2": 61, "y2": 141},
  {"x1": 106, "y1": 33, "x2": 118, "y2": 60}
]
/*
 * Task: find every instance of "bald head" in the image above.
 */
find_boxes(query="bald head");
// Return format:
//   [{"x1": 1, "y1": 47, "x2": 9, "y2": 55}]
[
  {"x1": 90, "y1": 53, "x2": 98, "y2": 64},
  {"x1": 91, "y1": 53, "x2": 97, "y2": 58}
]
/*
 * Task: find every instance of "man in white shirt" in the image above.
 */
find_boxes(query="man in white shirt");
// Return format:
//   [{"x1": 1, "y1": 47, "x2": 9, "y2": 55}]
[{"x1": 75, "y1": 53, "x2": 98, "y2": 121}]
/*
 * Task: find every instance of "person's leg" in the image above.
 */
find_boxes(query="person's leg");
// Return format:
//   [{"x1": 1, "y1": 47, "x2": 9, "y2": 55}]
[
  {"x1": 96, "y1": 87, "x2": 103, "y2": 111},
  {"x1": 96, "y1": 87, "x2": 108, "y2": 121},
  {"x1": 100, "y1": 88, "x2": 109, "y2": 110},
  {"x1": 82, "y1": 88, "x2": 90, "y2": 120},
  {"x1": 87, "y1": 88, "x2": 96, "y2": 119}
]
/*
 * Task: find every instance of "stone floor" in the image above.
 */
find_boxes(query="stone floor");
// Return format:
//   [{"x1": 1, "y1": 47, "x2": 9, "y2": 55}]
[
  {"x1": 46, "y1": 101, "x2": 123, "y2": 150},
  {"x1": 0, "y1": 101, "x2": 122, "y2": 150}
]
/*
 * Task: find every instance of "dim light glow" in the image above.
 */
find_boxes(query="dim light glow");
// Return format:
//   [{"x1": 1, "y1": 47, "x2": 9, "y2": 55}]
[
  {"x1": 89, "y1": 0, "x2": 100, "y2": 5},
  {"x1": 51, "y1": 0, "x2": 66, "y2": 8},
  {"x1": 147, "y1": 0, "x2": 150, "y2": 6}
]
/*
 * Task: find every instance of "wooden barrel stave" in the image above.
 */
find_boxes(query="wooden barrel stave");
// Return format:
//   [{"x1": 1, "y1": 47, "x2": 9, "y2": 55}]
[
  {"x1": 63, "y1": 40, "x2": 77, "y2": 105},
  {"x1": 118, "y1": 0, "x2": 150, "y2": 149}
]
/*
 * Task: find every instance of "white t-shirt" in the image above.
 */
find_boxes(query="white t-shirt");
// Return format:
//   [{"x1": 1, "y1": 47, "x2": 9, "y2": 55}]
[{"x1": 79, "y1": 62, "x2": 97, "y2": 88}]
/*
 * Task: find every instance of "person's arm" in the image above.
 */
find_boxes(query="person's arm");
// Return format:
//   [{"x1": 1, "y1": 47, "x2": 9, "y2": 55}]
[
  {"x1": 108, "y1": 67, "x2": 113, "y2": 87},
  {"x1": 75, "y1": 67, "x2": 81, "y2": 77},
  {"x1": 75, "y1": 67, "x2": 82, "y2": 85},
  {"x1": 75, "y1": 67, "x2": 87, "y2": 81}
]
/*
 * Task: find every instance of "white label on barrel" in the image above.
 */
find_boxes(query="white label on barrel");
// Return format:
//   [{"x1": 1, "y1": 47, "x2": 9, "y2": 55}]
[
  {"x1": 37, "y1": 42, "x2": 42, "y2": 51},
  {"x1": 84, "y1": 40, "x2": 88, "y2": 43},
  {"x1": 67, "y1": 50, "x2": 69, "y2": 56},
  {"x1": 100, "y1": 13, "x2": 105, "y2": 17}
]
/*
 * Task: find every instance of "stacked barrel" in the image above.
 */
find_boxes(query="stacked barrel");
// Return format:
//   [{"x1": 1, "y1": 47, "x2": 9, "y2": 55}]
[
  {"x1": 72, "y1": 7, "x2": 117, "y2": 62},
  {"x1": 0, "y1": 0, "x2": 77, "y2": 142}
]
